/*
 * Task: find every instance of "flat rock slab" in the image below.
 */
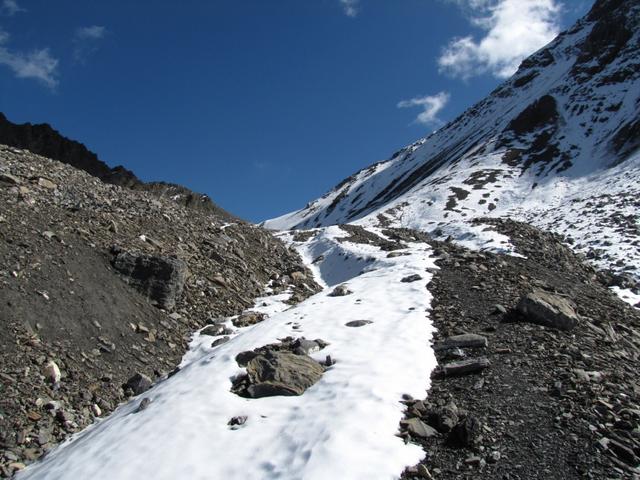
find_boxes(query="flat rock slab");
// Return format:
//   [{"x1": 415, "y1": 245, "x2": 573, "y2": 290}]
[
  {"x1": 401, "y1": 274, "x2": 423, "y2": 283},
  {"x1": 345, "y1": 320, "x2": 373, "y2": 327},
  {"x1": 434, "y1": 334, "x2": 488, "y2": 351},
  {"x1": 441, "y1": 357, "x2": 490, "y2": 377},
  {"x1": 516, "y1": 288, "x2": 578, "y2": 330},
  {"x1": 401, "y1": 418, "x2": 439, "y2": 439}
]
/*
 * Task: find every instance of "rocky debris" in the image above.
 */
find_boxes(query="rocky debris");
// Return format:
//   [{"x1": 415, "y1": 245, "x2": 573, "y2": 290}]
[
  {"x1": 337, "y1": 224, "x2": 406, "y2": 251},
  {"x1": 516, "y1": 288, "x2": 579, "y2": 330},
  {"x1": 200, "y1": 324, "x2": 233, "y2": 337},
  {"x1": 228, "y1": 416, "x2": 247, "y2": 428},
  {"x1": 401, "y1": 274, "x2": 423, "y2": 283},
  {"x1": 434, "y1": 334, "x2": 488, "y2": 351},
  {"x1": 447, "y1": 416, "x2": 483, "y2": 448},
  {"x1": 345, "y1": 320, "x2": 373, "y2": 328},
  {"x1": 0, "y1": 113, "x2": 236, "y2": 218},
  {"x1": 329, "y1": 284, "x2": 352, "y2": 297},
  {"x1": 440, "y1": 358, "x2": 490, "y2": 377},
  {"x1": 0, "y1": 144, "x2": 321, "y2": 472},
  {"x1": 112, "y1": 250, "x2": 188, "y2": 310},
  {"x1": 232, "y1": 312, "x2": 266, "y2": 328},
  {"x1": 401, "y1": 220, "x2": 640, "y2": 480},
  {"x1": 0, "y1": 172, "x2": 20, "y2": 185},
  {"x1": 290, "y1": 338, "x2": 327, "y2": 355},
  {"x1": 124, "y1": 373, "x2": 153, "y2": 396},
  {"x1": 43, "y1": 361, "x2": 61, "y2": 384},
  {"x1": 401, "y1": 418, "x2": 439, "y2": 439},
  {"x1": 232, "y1": 339, "x2": 327, "y2": 398}
]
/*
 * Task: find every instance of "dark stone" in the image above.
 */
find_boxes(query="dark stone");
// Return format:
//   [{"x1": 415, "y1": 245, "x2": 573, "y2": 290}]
[
  {"x1": 441, "y1": 357, "x2": 490, "y2": 377},
  {"x1": 401, "y1": 274, "x2": 423, "y2": 283},
  {"x1": 401, "y1": 418, "x2": 439, "y2": 439},
  {"x1": 233, "y1": 351, "x2": 324, "y2": 398},
  {"x1": 434, "y1": 334, "x2": 488, "y2": 351},
  {"x1": 201, "y1": 325, "x2": 232, "y2": 337},
  {"x1": 135, "y1": 398, "x2": 151, "y2": 413},
  {"x1": 211, "y1": 336, "x2": 231, "y2": 348},
  {"x1": 112, "y1": 251, "x2": 188, "y2": 310},
  {"x1": 516, "y1": 289, "x2": 578, "y2": 330},
  {"x1": 124, "y1": 373, "x2": 152, "y2": 396},
  {"x1": 232, "y1": 312, "x2": 266, "y2": 328},
  {"x1": 448, "y1": 416, "x2": 482, "y2": 448},
  {"x1": 228, "y1": 416, "x2": 247, "y2": 427},
  {"x1": 329, "y1": 284, "x2": 352, "y2": 297},
  {"x1": 345, "y1": 320, "x2": 373, "y2": 328}
]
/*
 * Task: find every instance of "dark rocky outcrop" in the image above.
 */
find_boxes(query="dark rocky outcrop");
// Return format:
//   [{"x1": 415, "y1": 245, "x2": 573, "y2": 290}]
[
  {"x1": 505, "y1": 95, "x2": 558, "y2": 136},
  {"x1": 112, "y1": 251, "x2": 188, "y2": 310}
]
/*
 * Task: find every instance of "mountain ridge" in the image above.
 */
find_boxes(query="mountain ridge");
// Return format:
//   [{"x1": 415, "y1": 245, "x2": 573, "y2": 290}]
[
  {"x1": 264, "y1": 0, "x2": 640, "y2": 287},
  {"x1": 0, "y1": 112, "x2": 236, "y2": 220}
]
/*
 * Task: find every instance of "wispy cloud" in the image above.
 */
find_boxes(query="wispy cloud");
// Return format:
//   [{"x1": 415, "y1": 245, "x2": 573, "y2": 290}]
[
  {"x1": 73, "y1": 25, "x2": 107, "y2": 63},
  {"x1": 76, "y1": 25, "x2": 107, "y2": 40},
  {"x1": 438, "y1": 0, "x2": 561, "y2": 79},
  {"x1": 1, "y1": 0, "x2": 25, "y2": 16},
  {"x1": 0, "y1": 29, "x2": 58, "y2": 87},
  {"x1": 340, "y1": 0, "x2": 360, "y2": 17},
  {"x1": 398, "y1": 92, "x2": 450, "y2": 126}
]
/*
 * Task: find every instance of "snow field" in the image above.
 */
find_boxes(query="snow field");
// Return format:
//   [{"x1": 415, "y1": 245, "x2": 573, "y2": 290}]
[{"x1": 19, "y1": 226, "x2": 438, "y2": 480}]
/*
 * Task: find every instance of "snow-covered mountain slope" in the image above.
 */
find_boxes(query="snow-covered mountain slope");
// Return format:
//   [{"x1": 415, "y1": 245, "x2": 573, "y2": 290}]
[
  {"x1": 18, "y1": 228, "x2": 437, "y2": 480},
  {"x1": 265, "y1": 0, "x2": 640, "y2": 281}
]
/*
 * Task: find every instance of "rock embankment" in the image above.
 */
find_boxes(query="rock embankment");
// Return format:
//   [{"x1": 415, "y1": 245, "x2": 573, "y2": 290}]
[{"x1": 402, "y1": 219, "x2": 640, "y2": 480}]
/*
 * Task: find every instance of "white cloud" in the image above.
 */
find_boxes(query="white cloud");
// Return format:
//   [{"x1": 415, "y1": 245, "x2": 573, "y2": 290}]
[
  {"x1": 75, "y1": 25, "x2": 107, "y2": 40},
  {"x1": 398, "y1": 92, "x2": 450, "y2": 126},
  {"x1": 438, "y1": 0, "x2": 562, "y2": 79},
  {"x1": 340, "y1": 0, "x2": 359, "y2": 17},
  {"x1": 0, "y1": 29, "x2": 58, "y2": 87},
  {"x1": 1, "y1": 0, "x2": 25, "y2": 16},
  {"x1": 73, "y1": 25, "x2": 107, "y2": 62}
]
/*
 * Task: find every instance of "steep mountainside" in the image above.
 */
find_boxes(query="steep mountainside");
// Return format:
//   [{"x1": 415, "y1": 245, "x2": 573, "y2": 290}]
[
  {"x1": 0, "y1": 113, "x2": 235, "y2": 218},
  {"x1": 265, "y1": 0, "x2": 640, "y2": 284}
]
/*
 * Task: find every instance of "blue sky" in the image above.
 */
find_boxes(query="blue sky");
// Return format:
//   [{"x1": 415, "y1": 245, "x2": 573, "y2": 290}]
[{"x1": 1, "y1": 0, "x2": 590, "y2": 221}]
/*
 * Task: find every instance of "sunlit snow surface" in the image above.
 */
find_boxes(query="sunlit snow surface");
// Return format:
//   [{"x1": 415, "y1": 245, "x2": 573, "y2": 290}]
[{"x1": 19, "y1": 226, "x2": 437, "y2": 480}]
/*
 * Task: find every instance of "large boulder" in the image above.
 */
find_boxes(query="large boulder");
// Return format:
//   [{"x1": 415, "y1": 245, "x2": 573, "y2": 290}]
[
  {"x1": 233, "y1": 351, "x2": 324, "y2": 398},
  {"x1": 516, "y1": 289, "x2": 579, "y2": 330},
  {"x1": 112, "y1": 251, "x2": 188, "y2": 310}
]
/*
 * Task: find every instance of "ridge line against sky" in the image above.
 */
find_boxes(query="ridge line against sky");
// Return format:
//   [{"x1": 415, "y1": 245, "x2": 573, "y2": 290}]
[{"x1": 0, "y1": 0, "x2": 590, "y2": 220}]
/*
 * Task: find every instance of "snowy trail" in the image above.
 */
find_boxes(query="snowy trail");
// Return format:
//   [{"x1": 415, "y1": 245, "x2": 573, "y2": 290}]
[{"x1": 19, "y1": 226, "x2": 438, "y2": 480}]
